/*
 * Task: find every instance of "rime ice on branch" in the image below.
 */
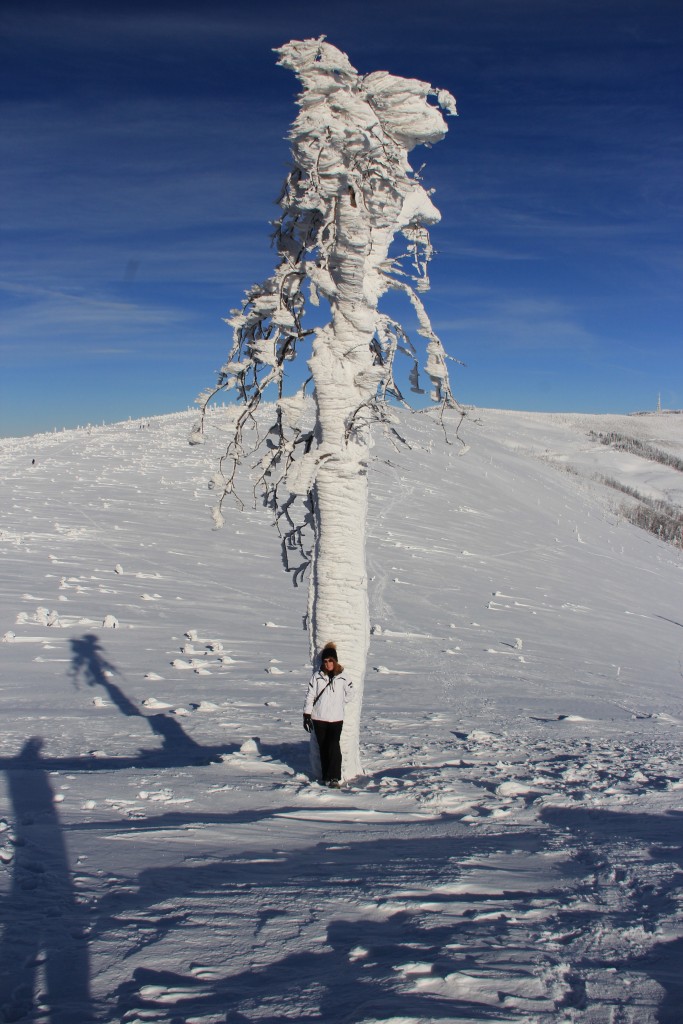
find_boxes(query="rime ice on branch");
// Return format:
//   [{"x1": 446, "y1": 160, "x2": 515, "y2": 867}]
[{"x1": 195, "y1": 37, "x2": 457, "y2": 778}]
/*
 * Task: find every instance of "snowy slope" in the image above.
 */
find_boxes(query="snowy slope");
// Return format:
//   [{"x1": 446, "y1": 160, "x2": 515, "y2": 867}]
[{"x1": 0, "y1": 406, "x2": 681, "y2": 1024}]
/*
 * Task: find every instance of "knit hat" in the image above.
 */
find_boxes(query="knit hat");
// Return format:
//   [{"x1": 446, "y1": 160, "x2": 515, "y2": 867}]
[{"x1": 320, "y1": 642, "x2": 338, "y2": 664}]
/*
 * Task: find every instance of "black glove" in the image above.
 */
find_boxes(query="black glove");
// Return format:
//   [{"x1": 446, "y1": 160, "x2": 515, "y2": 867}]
[{"x1": 303, "y1": 713, "x2": 312, "y2": 733}]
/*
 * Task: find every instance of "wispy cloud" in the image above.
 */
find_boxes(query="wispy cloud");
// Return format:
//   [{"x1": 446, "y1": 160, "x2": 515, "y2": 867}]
[
  {"x1": 432, "y1": 293, "x2": 596, "y2": 355},
  {"x1": 0, "y1": 98, "x2": 285, "y2": 235},
  {"x1": 0, "y1": 280, "x2": 198, "y2": 361}
]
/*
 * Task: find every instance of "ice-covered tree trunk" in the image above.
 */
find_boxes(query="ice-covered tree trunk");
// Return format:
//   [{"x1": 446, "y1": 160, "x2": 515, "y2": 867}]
[
  {"x1": 310, "y1": 462, "x2": 369, "y2": 779},
  {"x1": 306, "y1": 190, "x2": 381, "y2": 778},
  {"x1": 195, "y1": 38, "x2": 457, "y2": 782}
]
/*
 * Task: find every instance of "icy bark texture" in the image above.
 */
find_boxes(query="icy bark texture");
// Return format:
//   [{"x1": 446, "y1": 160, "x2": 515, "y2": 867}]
[{"x1": 196, "y1": 38, "x2": 456, "y2": 779}]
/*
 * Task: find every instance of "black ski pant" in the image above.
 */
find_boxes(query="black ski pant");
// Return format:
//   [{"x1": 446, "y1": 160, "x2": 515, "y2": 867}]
[{"x1": 313, "y1": 720, "x2": 343, "y2": 782}]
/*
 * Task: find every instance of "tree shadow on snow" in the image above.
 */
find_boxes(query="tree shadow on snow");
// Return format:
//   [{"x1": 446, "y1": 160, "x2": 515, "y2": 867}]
[
  {"x1": 115, "y1": 917, "x2": 511, "y2": 1023},
  {"x1": 3, "y1": 635, "x2": 680, "y2": 1022},
  {"x1": 3, "y1": 749, "x2": 681, "y2": 1023},
  {"x1": 101, "y1": 802, "x2": 683, "y2": 1023},
  {"x1": 542, "y1": 805, "x2": 683, "y2": 1023},
  {"x1": 109, "y1": 827, "x2": 541, "y2": 1023},
  {"x1": 258, "y1": 740, "x2": 312, "y2": 777}
]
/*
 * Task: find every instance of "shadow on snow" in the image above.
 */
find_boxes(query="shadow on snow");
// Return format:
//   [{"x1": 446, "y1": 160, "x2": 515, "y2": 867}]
[{"x1": 0, "y1": 638, "x2": 681, "y2": 1021}]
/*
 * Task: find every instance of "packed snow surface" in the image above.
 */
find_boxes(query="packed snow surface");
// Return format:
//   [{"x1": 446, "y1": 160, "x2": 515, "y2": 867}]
[{"x1": 0, "y1": 406, "x2": 682, "y2": 1023}]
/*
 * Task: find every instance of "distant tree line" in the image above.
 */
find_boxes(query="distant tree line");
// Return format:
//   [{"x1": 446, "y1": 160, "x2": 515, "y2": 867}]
[
  {"x1": 589, "y1": 431, "x2": 683, "y2": 474},
  {"x1": 598, "y1": 475, "x2": 682, "y2": 548}
]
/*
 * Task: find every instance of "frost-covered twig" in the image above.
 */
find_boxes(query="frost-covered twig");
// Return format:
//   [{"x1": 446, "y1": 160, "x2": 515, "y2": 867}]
[{"x1": 195, "y1": 37, "x2": 459, "y2": 493}]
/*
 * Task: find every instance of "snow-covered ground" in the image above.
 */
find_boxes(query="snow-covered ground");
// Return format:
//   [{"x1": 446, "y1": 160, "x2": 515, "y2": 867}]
[{"x1": 0, "y1": 405, "x2": 681, "y2": 1024}]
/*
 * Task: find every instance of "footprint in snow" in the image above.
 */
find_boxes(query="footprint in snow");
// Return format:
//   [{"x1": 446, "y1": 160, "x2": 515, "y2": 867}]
[
  {"x1": 138, "y1": 789, "x2": 174, "y2": 803},
  {"x1": 190, "y1": 965, "x2": 222, "y2": 980},
  {"x1": 138, "y1": 984, "x2": 197, "y2": 1004},
  {"x1": 496, "y1": 780, "x2": 538, "y2": 799}
]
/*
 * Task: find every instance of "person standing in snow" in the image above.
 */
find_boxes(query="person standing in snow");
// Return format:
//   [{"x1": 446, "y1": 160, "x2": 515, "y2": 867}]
[{"x1": 303, "y1": 642, "x2": 355, "y2": 787}]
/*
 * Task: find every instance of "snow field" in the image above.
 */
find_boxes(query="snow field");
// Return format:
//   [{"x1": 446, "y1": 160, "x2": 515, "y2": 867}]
[{"x1": 0, "y1": 406, "x2": 681, "y2": 1022}]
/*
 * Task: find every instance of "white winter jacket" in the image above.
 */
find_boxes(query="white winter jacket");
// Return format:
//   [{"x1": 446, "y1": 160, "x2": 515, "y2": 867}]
[{"x1": 303, "y1": 670, "x2": 355, "y2": 722}]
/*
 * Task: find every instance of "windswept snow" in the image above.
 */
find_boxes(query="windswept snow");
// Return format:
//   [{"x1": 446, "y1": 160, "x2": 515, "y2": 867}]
[{"x1": 0, "y1": 406, "x2": 681, "y2": 1023}]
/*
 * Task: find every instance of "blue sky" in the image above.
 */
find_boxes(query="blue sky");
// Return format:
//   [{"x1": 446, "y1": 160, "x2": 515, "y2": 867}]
[{"x1": 1, "y1": 0, "x2": 681, "y2": 436}]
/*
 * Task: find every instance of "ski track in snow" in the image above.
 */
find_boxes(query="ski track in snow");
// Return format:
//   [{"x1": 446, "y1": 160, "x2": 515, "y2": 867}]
[{"x1": 0, "y1": 407, "x2": 682, "y2": 1023}]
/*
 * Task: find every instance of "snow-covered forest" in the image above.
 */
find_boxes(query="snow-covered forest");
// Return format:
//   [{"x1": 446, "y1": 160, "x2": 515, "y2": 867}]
[{"x1": 1, "y1": 404, "x2": 682, "y2": 1022}]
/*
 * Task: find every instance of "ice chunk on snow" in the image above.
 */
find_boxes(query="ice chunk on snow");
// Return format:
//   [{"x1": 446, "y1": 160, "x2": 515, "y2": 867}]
[
  {"x1": 240, "y1": 738, "x2": 261, "y2": 755},
  {"x1": 468, "y1": 730, "x2": 496, "y2": 744},
  {"x1": 193, "y1": 701, "x2": 220, "y2": 712},
  {"x1": 497, "y1": 781, "x2": 534, "y2": 798}
]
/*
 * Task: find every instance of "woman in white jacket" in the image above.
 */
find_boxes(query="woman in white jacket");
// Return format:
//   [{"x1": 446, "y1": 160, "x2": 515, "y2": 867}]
[{"x1": 303, "y1": 642, "x2": 355, "y2": 787}]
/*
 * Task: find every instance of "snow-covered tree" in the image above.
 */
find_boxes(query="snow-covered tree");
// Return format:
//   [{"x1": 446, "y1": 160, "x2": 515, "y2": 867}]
[{"x1": 195, "y1": 37, "x2": 457, "y2": 779}]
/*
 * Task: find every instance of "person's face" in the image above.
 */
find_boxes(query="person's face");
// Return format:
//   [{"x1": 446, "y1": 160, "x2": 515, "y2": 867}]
[{"x1": 323, "y1": 658, "x2": 335, "y2": 669}]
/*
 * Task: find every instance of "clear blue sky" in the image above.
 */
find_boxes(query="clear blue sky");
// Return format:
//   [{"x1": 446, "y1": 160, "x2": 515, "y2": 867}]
[{"x1": 2, "y1": 0, "x2": 681, "y2": 436}]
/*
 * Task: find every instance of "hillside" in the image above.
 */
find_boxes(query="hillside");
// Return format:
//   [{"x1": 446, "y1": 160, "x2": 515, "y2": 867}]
[{"x1": 0, "y1": 406, "x2": 682, "y2": 1023}]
